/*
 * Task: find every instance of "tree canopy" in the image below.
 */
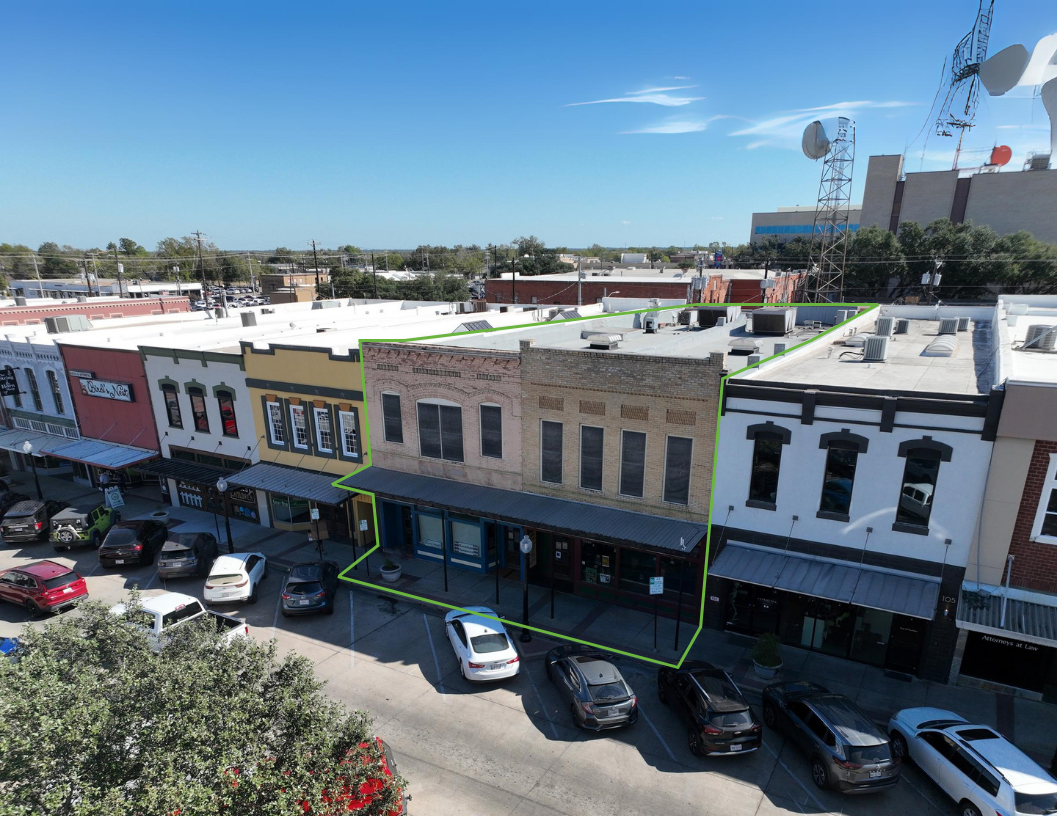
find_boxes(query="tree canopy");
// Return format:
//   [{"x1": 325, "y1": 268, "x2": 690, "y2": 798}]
[{"x1": 0, "y1": 594, "x2": 405, "y2": 816}]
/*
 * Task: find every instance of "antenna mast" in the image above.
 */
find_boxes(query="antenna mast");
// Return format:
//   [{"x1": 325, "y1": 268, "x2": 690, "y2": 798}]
[{"x1": 805, "y1": 117, "x2": 855, "y2": 303}]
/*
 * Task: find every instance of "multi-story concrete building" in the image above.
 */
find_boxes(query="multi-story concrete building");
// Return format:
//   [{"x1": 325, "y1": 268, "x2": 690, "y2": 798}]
[{"x1": 749, "y1": 205, "x2": 862, "y2": 245}]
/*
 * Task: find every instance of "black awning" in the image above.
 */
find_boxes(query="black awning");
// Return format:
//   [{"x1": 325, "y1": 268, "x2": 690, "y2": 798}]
[{"x1": 136, "y1": 457, "x2": 233, "y2": 485}]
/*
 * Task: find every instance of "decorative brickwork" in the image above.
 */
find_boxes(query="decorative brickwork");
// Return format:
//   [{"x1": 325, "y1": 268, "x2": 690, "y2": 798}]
[
  {"x1": 666, "y1": 409, "x2": 697, "y2": 426},
  {"x1": 538, "y1": 395, "x2": 564, "y2": 411},
  {"x1": 579, "y1": 400, "x2": 606, "y2": 416},
  {"x1": 621, "y1": 404, "x2": 649, "y2": 421},
  {"x1": 1005, "y1": 439, "x2": 1057, "y2": 594}
]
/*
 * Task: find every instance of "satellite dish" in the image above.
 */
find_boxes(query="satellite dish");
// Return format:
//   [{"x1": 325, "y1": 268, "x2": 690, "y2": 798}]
[
  {"x1": 802, "y1": 120, "x2": 831, "y2": 160},
  {"x1": 979, "y1": 43, "x2": 1031, "y2": 96},
  {"x1": 989, "y1": 145, "x2": 1012, "y2": 166}
]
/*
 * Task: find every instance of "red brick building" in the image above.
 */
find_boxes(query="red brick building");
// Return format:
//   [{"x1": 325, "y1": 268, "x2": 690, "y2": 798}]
[{"x1": 0, "y1": 296, "x2": 190, "y2": 327}]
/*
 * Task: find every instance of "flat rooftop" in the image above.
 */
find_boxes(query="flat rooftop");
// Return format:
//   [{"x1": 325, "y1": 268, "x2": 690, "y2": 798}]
[
  {"x1": 492, "y1": 268, "x2": 789, "y2": 285},
  {"x1": 1003, "y1": 306, "x2": 1057, "y2": 385},
  {"x1": 751, "y1": 316, "x2": 993, "y2": 395}
]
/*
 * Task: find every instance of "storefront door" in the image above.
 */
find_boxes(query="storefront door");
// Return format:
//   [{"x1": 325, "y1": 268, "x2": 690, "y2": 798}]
[
  {"x1": 579, "y1": 540, "x2": 617, "y2": 601},
  {"x1": 884, "y1": 616, "x2": 926, "y2": 675},
  {"x1": 551, "y1": 535, "x2": 574, "y2": 592}
]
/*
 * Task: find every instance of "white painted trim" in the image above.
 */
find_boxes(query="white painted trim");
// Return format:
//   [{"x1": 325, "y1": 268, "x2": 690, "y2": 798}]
[{"x1": 1029, "y1": 452, "x2": 1057, "y2": 544}]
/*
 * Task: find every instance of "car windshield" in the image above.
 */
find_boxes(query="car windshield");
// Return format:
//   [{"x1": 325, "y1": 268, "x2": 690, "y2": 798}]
[
  {"x1": 209, "y1": 574, "x2": 244, "y2": 586},
  {"x1": 1014, "y1": 791, "x2": 1057, "y2": 815},
  {"x1": 104, "y1": 528, "x2": 137, "y2": 546},
  {"x1": 588, "y1": 681, "x2": 629, "y2": 703},
  {"x1": 847, "y1": 744, "x2": 891, "y2": 765},
  {"x1": 710, "y1": 709, "x2": 755, "y2": 728},
  {"x1": 42, "y1": 573, "x2": 77, "y2": 590},
  {"x1": 287, "y1": 581, "x2": 322, "y2": 595},
  {"x1": 469, "y1": 633, "x2": 509, "y2": 654}
]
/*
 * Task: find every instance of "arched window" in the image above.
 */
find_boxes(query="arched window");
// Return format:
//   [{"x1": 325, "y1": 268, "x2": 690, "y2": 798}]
[
  {"x1": 25, "y1": 369, "x2": 43, "y2": 412},
  {"x1": 162, "y1": 384, "x2": 182, "y2": 428},
  {"x1": 46, "y1": 370, "x2": 65, "y2": 415},
  {"x1": 216, "y1": 390, "x2": 237, "y2": 437},
  {"x1": 746, "y1": 422, "x2": 792, "y2": 509},
  {"x1": 188, "y1": 386, "x2": 209, "y2": 433},
  {"x1": 894, "y1": 436, "x2": 953, "y2": 531}
]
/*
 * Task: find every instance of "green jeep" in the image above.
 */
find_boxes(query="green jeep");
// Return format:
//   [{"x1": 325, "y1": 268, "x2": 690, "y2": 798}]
[{"x1": 50, "y1": 505, "x2": 119, "y2": 551}]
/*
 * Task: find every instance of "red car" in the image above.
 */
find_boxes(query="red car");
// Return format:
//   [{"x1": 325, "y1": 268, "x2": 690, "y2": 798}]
[{"x1": 0, "y1": 560, "x2": 88, "y2": 614}]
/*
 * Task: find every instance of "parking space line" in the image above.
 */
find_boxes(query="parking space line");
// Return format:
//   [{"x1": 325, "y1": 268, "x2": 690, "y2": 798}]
[
  {"x1": 271, "y1": 591, "x2": 282, "y2": 639},
  {"x1": 422, "y1": 613, "x2": 447, "y2": 699},
  {"x1": 524, "y1": 663, "x2": 559, "y2": 740},
  {"x1": 761, "y1": 742, "x2": 828, "y2": 813},
  {"x1": 638, "y1": 705, "x2": 676, "y2": 763}
]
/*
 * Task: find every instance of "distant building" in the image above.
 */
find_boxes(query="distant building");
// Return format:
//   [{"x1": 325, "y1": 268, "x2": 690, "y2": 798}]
[
  {"x1": 619, "y1": 253, "x2": 647, "y2": 265},
  {"x1": 0, "y1": 295, "x2": 191, "y2": 326},
  {"x1": 749, "y1": 205, "x2": 862, "y2": 245},
  {"x1": 9, "y1": 279, "x2": 201, "y2": 299}
]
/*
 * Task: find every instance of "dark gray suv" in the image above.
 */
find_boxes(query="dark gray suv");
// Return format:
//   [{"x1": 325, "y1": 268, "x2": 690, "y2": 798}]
[
  {"x1": 546, "y1": 645, "x2": 638, "y2": 731},
  {"x1": 762, "y1": 681, "x2": 900, "y2": 793}
]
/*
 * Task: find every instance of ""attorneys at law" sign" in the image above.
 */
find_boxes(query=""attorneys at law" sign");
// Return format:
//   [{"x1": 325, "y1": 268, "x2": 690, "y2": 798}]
[{"x1": 79, "y1": 378, "x2": 134, "y2": 402}]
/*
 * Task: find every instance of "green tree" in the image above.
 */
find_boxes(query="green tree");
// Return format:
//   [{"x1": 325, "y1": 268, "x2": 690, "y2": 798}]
[
  {"x1": 118, "y1": 238, "x2": 148, "y2": 256},
  {"x1": 845, "y1": 225, "x2": 905, "y2": 298},
  {"x1": 0, "y1": 593, "x2": 405, "y2": 816},
  {"x1": 0, "y1": 243, "x2": 36, "y2": 279},
  {"x1": 37, "y1": 242, "x2": 80, "y2": 278}
]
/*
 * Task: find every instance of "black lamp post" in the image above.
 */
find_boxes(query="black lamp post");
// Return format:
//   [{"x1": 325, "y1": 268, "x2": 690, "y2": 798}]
[
  {"x1": 20, "y1": 440, "x2": 42, "y2": 500},
  {"x1": 216, "y1": 477, "x2": 234, "y2": 554},
  {"x1": 519, "y1": 534, "x2": 533, "y2": 643}
]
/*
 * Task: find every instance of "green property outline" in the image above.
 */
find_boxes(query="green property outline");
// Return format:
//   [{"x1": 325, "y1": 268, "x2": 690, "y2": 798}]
[{"x1": 333, "y1": 300, "x2": 880, "y2": 669}]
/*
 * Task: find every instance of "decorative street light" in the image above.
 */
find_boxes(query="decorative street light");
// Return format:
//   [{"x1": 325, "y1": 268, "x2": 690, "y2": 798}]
[
  {"x1": 20, "y1": 440, "x2": 42, "y2": 500},
  {"x1": 519, "y1": 534, "x2": 533, "y2": 643},
  {"x1": 216, "y1": 477, "x2": 235, "y2": 554}
]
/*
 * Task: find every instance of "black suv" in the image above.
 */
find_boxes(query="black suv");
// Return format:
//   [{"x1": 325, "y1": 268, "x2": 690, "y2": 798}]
[
  {"x1": 0, "y1": 491, "x2": 31, "y2": 524},
  {"x1": 98, "y1": 520, "x2": 169, "y2": 568},
  {"x1": 1, "y1": 500, "x2": 70, "y2": 543},
  {"x1": 657, "y1": 661, "x2": 762, "y2": 756}
]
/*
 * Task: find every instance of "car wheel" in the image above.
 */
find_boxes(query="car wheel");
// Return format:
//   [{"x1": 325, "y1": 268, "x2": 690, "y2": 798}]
[
  {"x1": 570, "y1": 703, "x2": 582, "y2": 729},
  {"x1": 959, "y1": 801, "x2": 982, "y2": 816},
  {"x1": 657, "y1": 679, "x2": 668, "y2": 705},
  {"x1": 687, "y1": 725, "x2": 704, "y2": 757},
  {"x1": 325, "y1": 599, "x2": 335, "y2": 615},
  {"x1": 24, "y1": 599, "x2": 38, "y2": 616},
  {"x1": 890, "y1": 730, "x2": 908, "y2": 762},
  {"x1": 810, "y1": 758, "x2": 829, "y2": 790},
  {"x1": 281, "y1": 610, "x2": 290, "y2": 618},
  {"x1": 762, "y1": 702, "x2": 778, "y2": 729},
  {"x1": 249, "y1": 583, "x2": 258, "y2": 604}
]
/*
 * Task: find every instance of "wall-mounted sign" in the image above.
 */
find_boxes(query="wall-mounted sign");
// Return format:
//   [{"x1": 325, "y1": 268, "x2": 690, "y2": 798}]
[
  {"x1": 649, "y1": 576, "x2": 664, "y2": 596},
  {"x1": 68, "y1": 369, "x2": 95, "y2": 379},
  {"x1": 80, "y1": 378, "x2": 133, "y2": 402},
  {"x1": 0, "y1": 368, "x2": 17, "y2": 397}
]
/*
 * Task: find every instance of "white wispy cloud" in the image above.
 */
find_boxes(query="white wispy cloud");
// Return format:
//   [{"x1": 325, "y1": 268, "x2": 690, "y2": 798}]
[
  {"x1": 672, "y1": 76, "x2": 690, "y2": 80},
  {"x1": 566, "y1": 92, "x2": 704, "y2": 107},
  {"x1": 625, "y1": 85, "x2": 698, "y2": 95},
  {"x1": 621, "y1": 114, "x2": 731, "y2": 135},
  {"x1": 729, "y1": 100, "x2": 919, "y2": 149}
]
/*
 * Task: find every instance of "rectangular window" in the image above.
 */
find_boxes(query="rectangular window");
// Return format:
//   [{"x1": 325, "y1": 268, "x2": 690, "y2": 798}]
[
  {"x1": 619, "y1": 430, "x2": 646, "y2": 498},
  {"x1": 26, "y1": 369, "x2": 43, "y2": 412},
  {"x1": 381, "y1": 393, "x2": 403, "y2": 443},
  {"x1": 163, "y1": 385, "x2": 182, "y2": 428},
  {"x1": 480, "y1": 404, "x2": 503, "y2": 459},
  {"x1": 267, "y1": 401, "x2": 285, "y2": 445},
  {"x1": 540, "y1": 420, "x2": 563, "y2": 484},
  {"x1": 749, "y1": 434, "x2": 783, "y2": 505},
  {"x1": 314, "y1": 407, "x2": 333, "y2": 452},
  {"x1": 46, "y1": 371, "x2": 65, "y2": 414},
  {"x1": 896, "y1": 450, "x2": 941, "y2": 527},
  {"x1": 1031, "y1": 454, "x2": 1057, "y2": 542},
  {"x1": 189, "y1": 388, "x2": 209, "y2": 433},
  {"x1": 339, "y1": 410, "x2": 359, "y2": 458},
  {"x1": 290, "y1": 405, "x2": 309, "y2": 449},
  {"x1": 217, "y1": 391, "x2": 237, "y2": 437},
  {"x1": 819, "y1": 444, "x2": 858, "y2": 517},
  {"x1": 580, "y1": 426, "x2": 604, "y2": 491},
  {"x1": 663, "y1": 436, "x2": 693, "y2": 505},
  {"x1": 417, "y1": 403, "x2": 464, "y2": 462}
]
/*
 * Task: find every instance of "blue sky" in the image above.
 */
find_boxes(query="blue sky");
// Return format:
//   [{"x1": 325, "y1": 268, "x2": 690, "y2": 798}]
[{"x1": 2, "y1": 1, "x2": 1054, "y2": 251}]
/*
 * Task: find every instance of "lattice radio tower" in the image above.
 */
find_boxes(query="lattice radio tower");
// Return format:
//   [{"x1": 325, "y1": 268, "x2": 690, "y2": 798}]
[{"x1": 803, "y1": 117, "x2": 856, "y2": 303}]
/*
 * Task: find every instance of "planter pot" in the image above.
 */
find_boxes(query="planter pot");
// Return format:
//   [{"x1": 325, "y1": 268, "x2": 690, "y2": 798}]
[
  {"x1": 753, "y1": 660, "x2": 782, "y2": 681},
  {"x1": 150, "y1": 510, "x2": 170, "y2": 525},
  {"x1": 380, "y1": 565, "x2": 402, "y2": 583}
]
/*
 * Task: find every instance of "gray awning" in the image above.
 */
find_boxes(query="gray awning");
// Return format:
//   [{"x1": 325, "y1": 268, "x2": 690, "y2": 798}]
[
  {"x1": 226, "y1": 463, "x2": 350, "y2": 505},
  {"x1": 45, "y1": 438, "x2": 158, "y2": 470},
  {"x1": 957, "y1": 587, "x2": 1057, "y2": 647},
  {"x1": 709, "y1": 543, "x2": 940, "y2": 620},
  {"x1": 338, "y1": 466, "x2": 707, "y2": 554}
]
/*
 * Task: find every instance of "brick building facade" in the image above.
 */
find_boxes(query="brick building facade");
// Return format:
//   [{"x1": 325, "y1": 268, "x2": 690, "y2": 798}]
[{"x1": 1006, "y1": 439, "x2": 1057, "y2": 594}]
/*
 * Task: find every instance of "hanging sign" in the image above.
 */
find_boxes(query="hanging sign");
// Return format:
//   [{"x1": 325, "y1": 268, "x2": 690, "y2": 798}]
[{"x1": 0, "y1": 369, "x2": 17, "y2": 397}]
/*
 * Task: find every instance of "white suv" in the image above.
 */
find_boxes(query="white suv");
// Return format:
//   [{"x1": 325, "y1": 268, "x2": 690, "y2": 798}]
[{"x1": 888, "y1": 707, "x2": 1057, "y2": 816}]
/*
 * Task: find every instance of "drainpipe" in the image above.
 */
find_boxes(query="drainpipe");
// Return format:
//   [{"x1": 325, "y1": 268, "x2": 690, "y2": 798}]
[{"x1": 1000, "y1": 554, "x2": 1014, "y2": 628}]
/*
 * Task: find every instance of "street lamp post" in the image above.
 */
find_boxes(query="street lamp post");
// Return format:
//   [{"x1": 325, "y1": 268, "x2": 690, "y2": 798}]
[
  {"x1": 519, "y1": 534, "x2": 533, "y2": 643},
  {"x1": 216, "y1": 478, "x2": 234, "y2": 554},
  {"x1": 20, "y1": 440, "x2": 42, "y2": 500}
]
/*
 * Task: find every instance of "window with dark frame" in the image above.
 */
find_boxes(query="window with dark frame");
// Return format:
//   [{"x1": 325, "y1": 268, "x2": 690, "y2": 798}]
[
  {"x1": 749, "y1": 433, "x2": 783, "y2": 504},
  {"x1": 417, "y1": 402, "x2": 463, "y2": 462},
  {"x1": 26, "y1": 369, "x2": 43, "y2": 412},
  {"x1": 896, "y1": 449, "x2": 941, "y2": 527},
  {"x1": 819, "y1": 443, "x2": 859, "y2": 516},
  {"x1": 540, "y1": 420, "x2": 563, "y2": 484},
  {"x1": 580, "y1": 426, "x2": 604, "y2": 491},
  {"x1": 619, "y1": 430, "x2": 646, "y2": 498},
  {"x1": 217, "y1": 390, "x2": 237, "y2": 437},
  {"x1": 480, "y1": 404, "x2": 503, "y2": 459},
  {"x1": 162, "y1": 384, "x2": 182, "y2": 428},
  {"x1": 663, "y1": 435, "x2": 693, "y2": 505},
  {"x1": 188, "y1": 387, "x2": 209, "y2": 433},
  {"x1": 46, "y1": 370, "x2": 65, "y2": 414},
  {"x1": 381, "y1": 393, "x2": 403, "y2": 443}
]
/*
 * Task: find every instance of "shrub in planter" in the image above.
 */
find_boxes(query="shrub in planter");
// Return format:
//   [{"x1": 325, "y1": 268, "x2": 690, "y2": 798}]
[
  {"x1": 382, "y1": 559, "x2": 398, "y2": 571},
  {"x1": 751, "y1": 633, "x2": 783, "y2": 679}
]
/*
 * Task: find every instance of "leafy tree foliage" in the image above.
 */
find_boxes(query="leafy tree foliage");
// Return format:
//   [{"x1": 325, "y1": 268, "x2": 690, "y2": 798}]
[
  {"x1": 0, "y1": 594, "x2": 405, "y2": 816},
  {"x1": 327, "y1": 268, "x2": 469, "y2": 301},
  {"x1": 36, "y1": 242, "x2": 80, "y2": 279}
]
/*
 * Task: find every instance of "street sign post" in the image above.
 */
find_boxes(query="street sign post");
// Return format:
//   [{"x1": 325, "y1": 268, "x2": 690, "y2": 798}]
[{"x1": 650, "y1": 576, "x2": 664, "y2": 650}]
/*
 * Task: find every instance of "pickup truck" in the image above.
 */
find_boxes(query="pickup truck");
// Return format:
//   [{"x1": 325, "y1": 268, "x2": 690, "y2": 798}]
[{"x1": 111, "y1": 592, "x2": 247, "y2": 650}]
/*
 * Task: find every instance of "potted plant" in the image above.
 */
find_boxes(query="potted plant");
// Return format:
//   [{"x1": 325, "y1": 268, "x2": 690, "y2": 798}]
[
  {"x1": 150, "y1": 507, "x2": 170, "y2": 525},
  {"x1": 380, "y1": 558, "x2": 402, "y2": 583},
  {"x1": 751, "y1": 633, "x2": 783, "y2": 680}
]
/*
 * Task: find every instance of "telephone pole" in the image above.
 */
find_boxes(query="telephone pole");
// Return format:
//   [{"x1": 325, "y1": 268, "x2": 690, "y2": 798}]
[
  {"x1": 193, "y1": 230, "x2": 206, "y2": 289},
  {"x1": 310, "y1": 240, "x2": 321, "y2": 298},
  {"x1": 31, "y1": 256, "x2": 44, "y2": 298},
  {"x1": 511, "y1": 246, "x2": 516, "y2": 304},
  {"x1": 113, "y1": 242, "x2": 125, "y2": 297},
  {"x1": 370, "y1": 252, "x2": 378, "y2": 299},
  {"x1": 577, "y1": 256, "x2": 583, "y2": 307}
]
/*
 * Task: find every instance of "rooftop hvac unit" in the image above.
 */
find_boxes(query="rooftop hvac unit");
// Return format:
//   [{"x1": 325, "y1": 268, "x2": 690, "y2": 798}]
[
  {"x1": 774, "y1": 343, "x2": 786, "y2": 354},
  {"x1": 750, "y1": 307, "x2": 795, "y2": 335},
  {"x1": 956, "y1": 316, "x2": 970, "y2": 332},
  {"x1": 261, "y1": 308, "x2": 275, "y2": 315},
  {"x1": 747, "y1": 355, "x2": 762, "y2": 365},
  {"x1": 716, "y1": 317, "x2": 727, "y2": 326},
  {"x1": 875, "y1": 316, "x2": 894, "y2": 337},
  {"x1": 586, "y1": 333, "x2": 621, "y2": 350},
  {"x1": 44, "y1": 314, "x2": 91, "y2": 334},
  {"x1": 678, "y1": 310, "x2": 692, "y2": 325},
  {"x1": 13, "y1": 297, "x2": 27, "y2": 306},
  {"x1": 697, "y1": 305, "x2": 741, "y2": 327},
  {"x1": 643, "y1": 314, "x2": 659, "y2": 334},
  {"x1": 894, "y1": 318, "x2": 910, "y2": 334},
  {"x1": 862, "y1": 335, "x2": 889, "y2": 362},
  {"x1": 1024, "y1": 324, "x2": 1057, "y2": 352},
  {"x1": 241, "y1": 311, "x2": 257, "y2": 327},
  {"x1": 938, "y1": 317, "x2": 959, "y2": 335}
]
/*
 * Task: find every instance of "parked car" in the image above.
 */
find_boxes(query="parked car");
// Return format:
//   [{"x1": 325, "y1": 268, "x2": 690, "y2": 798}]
[
  {"x1": 1, "y1": 499, "x2": 71, "y2": 543},
  {"x1": 762, "y1": 681, "x2": 900, "y2": 792},
  {"x1": 280, "y1": 560, "x2": 340, "y2": 616},
  {"x1": 300, "y1": 737, "x2": 407, "y2": 815},
  {"x1": 888, "y1": 707, "x2": 1057, "y2": 816},
  {"x1": 0, "y1": 560, "x2": 87, "y2": 614},
  {"x1": 157, "y1": 532, "x2": 219, "y2": 579},
  {"x1": 443, "y1": 606, "x2": 520, "y2": 682},
  {"x1": 111, "y1": 591, "x2": 247, "y2": 650},
  {"x1": 0, "y1": 490, "x2": 30, "y2": 523},
  {"x1": 50, "y1": 504, "x2": 118, "y2": 550},
  {"x1": 98, "y1": 519, "x2": 169, "y2": 568},
  {"x1": 204, "y1": 552, "x2": 268, "y2": 604},
  {"x1": 546, "y1": 645, "x2": 638, "y2": 731},
  {"x1": 657, "y1": 660, "x2": 762, "y2": 756}
]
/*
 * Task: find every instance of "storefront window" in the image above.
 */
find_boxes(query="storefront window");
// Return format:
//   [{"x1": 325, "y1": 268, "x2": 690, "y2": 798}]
[
  {"x1": 660, "y1": 558, "x2": 698, "y2": 607},
  {"x1": 450, "y1": 519, "x2": 482, "y2": 559},
  {"x1": 580, "y1": 540, "x2": 615, "y2": 587},
  {"x1": 849, "y1": 607, "x2": 893, "y2": 667},
  {"x1": 270, "y1": 494, "x2": 310, "y2": 525},
  {"x1": 417, "y1": 514, "x2": 444, "y2": 550},
  {"x1": 619, "y1": 549, "x2": 656, "y2": 596},
  {"x1": 799, "y1": 598, "x2": 855, "y2": 658}
]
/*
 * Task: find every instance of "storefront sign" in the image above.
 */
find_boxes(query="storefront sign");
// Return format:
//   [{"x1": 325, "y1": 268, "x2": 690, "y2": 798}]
[
  {"x1": 68, "y1": 369, "x2": 95, "y2": 379},
  {"x1": 104, "y1": 487, "x2": 124, "y2": 509},
  {"x1": 80, "y1": 378, "x2": 133, "y2": 402},
  {"x1": 649, "y1": 576, "x2": 664, "y2": 596},
  {"x1": 0, "y1": 369, "x2": 17, "y2": 396},
  {"x1": 453, "y1": 540, "x2": 479, "y2": 556}
]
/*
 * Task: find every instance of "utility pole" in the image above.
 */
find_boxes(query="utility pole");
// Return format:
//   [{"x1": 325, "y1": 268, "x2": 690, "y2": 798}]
[
  {"x1": 310, "y1": 240, "x2": 321, "y2": 298},
  {"x1": 112, "y1": 242, "x2": 125, "y2": 297},
  {"x1": 193, "y1": 230, "x2": 206, "y2": 289},
  {"x1": 370, "y1": 252, "x2": 378, "y2": 299},
  {"x1": 246, "y1": 252, "x2": 255, "y2": 292},
  {"x1": 577, "y1": 255, "x2": 582, "y2": 307},
  {"x1": 385, "y1": 252, "x2": 389, "y2": 272},
  {"x1": 31, "y1": 255, "x2": 44, "y2": 298},
  {"x1": 511, "y1": 246, "x2": 516, "y2": 304},
  {"x1": 81, "y1": 258, "x2": 95, "y2": 297}
]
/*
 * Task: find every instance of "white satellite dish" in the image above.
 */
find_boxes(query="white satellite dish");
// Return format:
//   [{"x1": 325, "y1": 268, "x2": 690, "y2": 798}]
[{"x1": 802, "y1": 120, "x2": 831, "y2": 160}]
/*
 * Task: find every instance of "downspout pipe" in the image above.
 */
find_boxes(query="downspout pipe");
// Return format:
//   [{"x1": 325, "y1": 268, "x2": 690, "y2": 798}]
[{"x1": 1000, "y1": 554, "x2": 1014, "y2": 628}]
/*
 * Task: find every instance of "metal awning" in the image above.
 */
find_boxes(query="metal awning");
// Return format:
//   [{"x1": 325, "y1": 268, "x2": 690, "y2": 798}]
[
  {"x1": 226, "y1": 462, "x2": 350, "y2": 505},
  {"x1": 956, "y1": 587, "x2": 1057, "y2": 648},
  {"x1": 45, "y1": 438, "x2": 158, "y2": 470},
  {"x1": 709, "y1": 543, "x2": 940, "y2": 620},
  {"x1": 135, "y1": 457, "x2": 233, "y2": 485},
  {"x1": 0, "y1": 428, "x2": 70, "y2": 455},
  {"x1": 339, "y1": 466, "x2": 708, "y2": 554}
]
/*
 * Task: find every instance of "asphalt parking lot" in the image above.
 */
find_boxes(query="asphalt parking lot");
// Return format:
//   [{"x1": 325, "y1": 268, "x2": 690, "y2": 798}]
[{"x1": 0, "y1": 509, "x2": 969, "y2": 816}]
